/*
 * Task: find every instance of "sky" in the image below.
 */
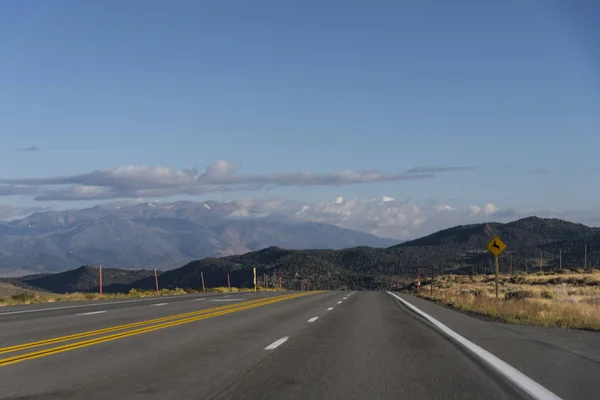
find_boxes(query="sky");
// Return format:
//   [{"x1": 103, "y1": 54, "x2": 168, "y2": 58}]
[{"x1": 0, "y1": 0, "x2": 599, "y2": 239}]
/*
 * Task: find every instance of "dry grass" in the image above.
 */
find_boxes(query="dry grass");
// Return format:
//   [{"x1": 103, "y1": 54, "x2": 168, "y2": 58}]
[
  {"x1": 414, "y1": 270, "x2": 600, "y2": 331},
  {"x1": 0, "y1": 286, "x2": 287, "y2": 306}
]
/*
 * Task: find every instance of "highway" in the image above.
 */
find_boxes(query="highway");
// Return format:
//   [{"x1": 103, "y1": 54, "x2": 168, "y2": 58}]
[{"x1": 0, "y1": 290, "x2": 598, "y2": 400}]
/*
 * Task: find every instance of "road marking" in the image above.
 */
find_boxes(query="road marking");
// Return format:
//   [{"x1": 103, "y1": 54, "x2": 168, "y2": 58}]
[
  {"x1": 265, "y1": 337, "x2": 289, "y2": 350},
  {"x1": 0, "y1": 297, "x2": 172, "y2": 316},
  {"x1": 152, "y1": 303, "x2": 168, "y2": 307},
  {"x1": 337, "y1": 301, "x2": 342, "y2": 304},
  {"x1": 0, "y1": 294, "x2": 312, "y2": 367},
  {"x1": 195, "y1": 298, "x2": 206, "y2": 301},
  {"x1": 77, "y1": 311, "x2": 107, "y2": 316},
  {"x1": 307, "y1": 317, "x2": 318, "y2": 323},
  {"x1": 211, "y1": 299, "x2": 243, "y2": 302},
  {"x1": 386, "y1": 292, "x2": 563, "y2": 400},
  {"x1": 327, "y1": 307, "x2": 334, "y2": 311},
  {"x1": 0, "y1": 294, "x2": 298, "y2": 358}
]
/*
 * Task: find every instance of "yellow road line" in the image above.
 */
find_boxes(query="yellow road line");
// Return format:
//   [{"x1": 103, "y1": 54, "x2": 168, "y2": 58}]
[
  {"x1": 0, "y1": 294, "x2": 294, "y2": 356},
  {"x1": 0, "y1": 292, "x2": 313, "y2": 367}
]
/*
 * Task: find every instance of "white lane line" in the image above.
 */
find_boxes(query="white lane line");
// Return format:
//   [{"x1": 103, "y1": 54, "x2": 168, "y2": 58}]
[
  {"x1": 152, "y1": 303, "x2": 168, "y2": 307},
  {"x1": 327, "y1": 307, "x2": 334, "y2": 311},
  {"x1": 308, "y1": 317, "x2": 319, "y2": 323},
  {"x1": 337, "y1": 301, "x2": 342, "y2": 304},
  {"x1": 196, "y1": 298, "x2": 206, "y2": 301},
  {"x1": 265, "y1": 336, "x2": 289, "y2": 350},
  {"x1": 77, "y1": 311, "x2": 107, "y2": 316},
  {"x1": 0, "y1": 297, "x2": 181, "y2": 316},
  {"x1": 211, "y1": 299, "x2": 243, "y2": 302},
  {"x1": 386, "y1": 292, "x2": 562, "y2": 400}
]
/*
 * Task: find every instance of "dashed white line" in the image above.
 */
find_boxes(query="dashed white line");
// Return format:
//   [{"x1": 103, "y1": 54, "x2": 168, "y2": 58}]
[
  {"x1": 327, "y1": 307, "x2": 334, "y2": 311},
  {"x1": 211, "y1": 299, "x2": 243, "y2": 302},
  {"x1": 77, "y1": 311, "x2": 107, "y2": 316},
  {"x1": 337, "y1": 301, "x2": 342, "y2": 304},
  {"x1": 195, "y1": 298, "x2": 206, "y2": 301},
  {"x1": 386, "y1": 291, "x2": 562, "y2": 400},
  {"x1": 307, "y1": 317, "x2": 319, "y2": 323},
  {"x1": 265, "y1": 336, "x2": 289, "y2": 350},
  {"x1": 152, "y1": 303, "x2": 168, "y2": 307}
]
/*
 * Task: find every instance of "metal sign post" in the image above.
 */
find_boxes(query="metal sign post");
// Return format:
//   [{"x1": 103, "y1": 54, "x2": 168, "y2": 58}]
[{"x1": 486, "y1": 236, "x2": 507, "y2": 299}]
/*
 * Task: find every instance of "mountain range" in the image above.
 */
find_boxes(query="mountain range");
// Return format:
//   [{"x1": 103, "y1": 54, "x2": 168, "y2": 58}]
[
  {"x1": 5, "y1": 216, "x2": 599, "y2": 293},
  {"x1": 0, "y1": 201, "x2": 398, "y2": 274}
]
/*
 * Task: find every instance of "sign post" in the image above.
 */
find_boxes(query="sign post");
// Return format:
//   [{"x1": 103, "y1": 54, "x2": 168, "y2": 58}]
[
  {"x1": 486, "y1": 236, "x2": 507, "y2": 299},
  {"x1": 253, "y1": 268, "x2": 257, "y2": 292},
  {"x1": 201, "y1": 271, "x2": 205, "y2": 293},
  {"x1": 227, "y1": 273, "x2": 231, "y2": 292}
]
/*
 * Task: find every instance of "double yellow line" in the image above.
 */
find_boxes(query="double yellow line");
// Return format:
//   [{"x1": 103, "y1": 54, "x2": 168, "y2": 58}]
[{"x1": 0, "y1": 292, "x2": 311, "y2": 367}]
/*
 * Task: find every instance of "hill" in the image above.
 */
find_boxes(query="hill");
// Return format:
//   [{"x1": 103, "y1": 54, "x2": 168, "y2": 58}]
[
  {"x1": 10, "y1": 217, "x2": 600, "y2": 293},
  {"x1": 0, "y1": 201, "x2": 398, "y2": 274}
]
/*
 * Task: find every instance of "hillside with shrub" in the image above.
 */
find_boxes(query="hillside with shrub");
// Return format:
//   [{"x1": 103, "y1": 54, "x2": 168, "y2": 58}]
[{"x1": 6, "y1": 217, "x2": 599, "y2": 293}]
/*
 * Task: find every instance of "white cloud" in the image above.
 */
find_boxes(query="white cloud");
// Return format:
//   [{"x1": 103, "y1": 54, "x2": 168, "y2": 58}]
[
  {"x1": 223, "y1": 197, "x2": 600, "y2": 239},
  {"x1": 0, "y1": 161, "x2": 473, "y2": 201}
]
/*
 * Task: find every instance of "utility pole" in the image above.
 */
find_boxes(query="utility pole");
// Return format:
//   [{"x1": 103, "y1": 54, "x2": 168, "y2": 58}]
[{"x1": 201, "y1": 271, "x2": 205, "y2": 293}]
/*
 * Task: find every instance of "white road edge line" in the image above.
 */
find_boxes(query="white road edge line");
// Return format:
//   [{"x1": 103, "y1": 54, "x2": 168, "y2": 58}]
[
  {"x1": 152, "y1": 303, "x2": 168, "y2": 307},
  {"x1": 327, "y1": 307, "x2": 334, "y2": 311},
  {"x1": 0, "y1": 297, "x2": 174, "y2": 316},
  {"x1": 386, "y1": 291, "x2": 562, "y2": 400},
  {"x1": 307, "y1": 317, "x2": 319, "y2": 323},
  {"x1": 265, "y1": 336, "x2": 289, "y2": 350},
  {"x1": 77, "y1": 311, "x2": 107, "y2": 316}
]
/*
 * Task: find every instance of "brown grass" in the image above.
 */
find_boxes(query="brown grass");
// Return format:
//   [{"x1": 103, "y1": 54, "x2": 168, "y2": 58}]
[{"x1": 414, "y1": 270, "x2": 600, "y2": 331}]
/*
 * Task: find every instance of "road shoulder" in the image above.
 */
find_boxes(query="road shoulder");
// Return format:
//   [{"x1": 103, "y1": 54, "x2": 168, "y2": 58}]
[{"x1": 391, "y1": 292, "x2": 600, "y2": 400}]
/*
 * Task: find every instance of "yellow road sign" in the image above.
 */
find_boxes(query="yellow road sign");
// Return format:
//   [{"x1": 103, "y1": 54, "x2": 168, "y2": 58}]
[{"x1": 486, "y1": 236, "x2": 507, "y2": 257}]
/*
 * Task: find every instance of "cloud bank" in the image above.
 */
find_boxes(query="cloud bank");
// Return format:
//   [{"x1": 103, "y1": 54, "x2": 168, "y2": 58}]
[
  {"x1": 225, "y1": 197, "x2": 599, "y2": 239},
  {"x1": 0, "y1": 161, "x2": 473, "y2": 201}
]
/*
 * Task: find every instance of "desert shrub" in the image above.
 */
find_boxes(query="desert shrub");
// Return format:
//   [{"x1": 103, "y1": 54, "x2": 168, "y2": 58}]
[
  {"x1": 540, "y1": 290, "x2": 554, "y2": 299},
  {"x1": 505, "y1": 290, "x2": 535, "y2": 301}
]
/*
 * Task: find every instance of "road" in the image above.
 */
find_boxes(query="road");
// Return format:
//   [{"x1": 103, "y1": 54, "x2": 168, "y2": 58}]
[{"x1": 0, "y1": 290, "x2": 597, "y2": 399}]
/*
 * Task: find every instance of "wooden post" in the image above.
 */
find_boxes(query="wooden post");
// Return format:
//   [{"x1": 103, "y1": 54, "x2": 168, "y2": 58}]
[
  {"x1": 495, "y1": 256, "x2": 499, "y2": 299},
  {"x1": 279, "y1": 275, "x2": 282, "y2": 290},
  {"x1": 99, "y1": 264, "x2": 103, "y2": 296},
  {"x1": 201, "y1": 271, "x2": 205, "y2": 293},
  {"x1": 585, "y1": 245, "x2": 588, "y2": 269},
  {"x1": 430, "y1": 266, "x2": 434, "y2": 296},
  {"x1": 264, "y1": 274, "x2": 268, "y2": 291},
  {"x1": 154, "y1": 269, "x2": 159, "y2": 294},
  {"x1": 227, "y1": 273, "x2": 231, "y2": 292},
  {"x1": 417, "y1": 268, "x2": 421, "y2": 295},
  {"x1": 559, "y1": 249, "x2": 562, "y2": 270},
  {"x1": 540, "y1": 250, "x2": 543, "y2": 273}
]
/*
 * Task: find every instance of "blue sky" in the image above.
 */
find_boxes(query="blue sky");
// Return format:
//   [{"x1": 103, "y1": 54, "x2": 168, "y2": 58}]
[{"x1": 1, "y1": 0, "x2": 599, "y2": 234}]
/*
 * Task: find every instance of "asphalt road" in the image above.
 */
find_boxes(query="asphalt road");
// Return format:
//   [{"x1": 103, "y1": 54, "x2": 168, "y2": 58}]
[{"x1": 0, "y1": 290, "x2": 595, "y2": 400}]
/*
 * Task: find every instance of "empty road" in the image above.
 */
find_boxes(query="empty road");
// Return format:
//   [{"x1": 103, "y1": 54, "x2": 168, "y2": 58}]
[{"x1": 0, "y1": 290, "x2": 598, "y2": 399}]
